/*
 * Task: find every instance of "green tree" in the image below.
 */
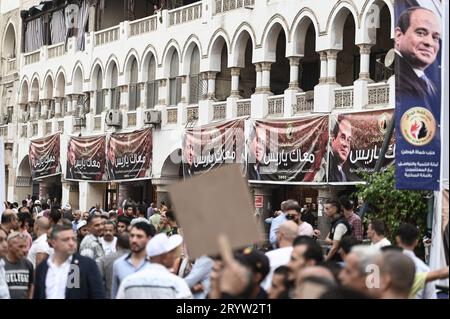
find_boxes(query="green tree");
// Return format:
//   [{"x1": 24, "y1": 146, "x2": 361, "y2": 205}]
[{"x1": 355, "y1": 166, "x2": 429, "y2": 241}]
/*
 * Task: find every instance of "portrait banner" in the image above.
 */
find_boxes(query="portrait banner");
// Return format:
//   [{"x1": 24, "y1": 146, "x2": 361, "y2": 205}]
[
  {"x1": 395, "y1": 0, "x2": 442, "y2": 190},
  {"x1": 66, "y1": 135, "x2": 106, "y2": 181},
  {"x1": 247, "y1": 115, "x2": 329, "y2": 184},
  {"x1": 328, "y1": 110, "x2": 395, "y2": 183},
  {"x1": 106, "y1": 128, "x2": 152, "y2": 181},
  {"x1": 182, "y1": 118, "x2": 246, "y2": 178},
  {"x1": 29, "y1": 132, "x2": 61, "y2": 180}
]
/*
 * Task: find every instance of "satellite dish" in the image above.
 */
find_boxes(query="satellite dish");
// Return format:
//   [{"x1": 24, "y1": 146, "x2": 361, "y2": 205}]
[{"x1": 384, "y1": 49, "x2": 395, "y2": 68}]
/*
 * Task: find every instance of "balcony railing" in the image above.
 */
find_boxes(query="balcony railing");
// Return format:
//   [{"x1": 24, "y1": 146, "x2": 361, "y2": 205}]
[
  {"x1": 129, "y1": 15, "x2": 157, "y2": 37},
  {"x1": 268, "y1": 95, "x2": 284, "y2": 116},
  {"x1": 213, "y1": 102, "x2": 227, "y2": 120},
  {"x1": 94, "y1": 26, "x2": 120, "y2": 47},
  {"x1": 167, "y1": 107, "x2": 178, "y2": 124},
  {"x1": 214, "y1": 0, "x2": 255, "y2": 14},
  {"x1": 24, "y1": 50, "x2": 40, "y2": 65},
  {"x1": 169, "y1": 2, "x2": 203, "y2": 26},
  {"x1": 367, "y1": 82, "x2": 390, "y2": 108},
  {"x1": 94, "y1": 116, "x2": 102, "y2": 131},
  {"x1": 237, "y1": 98, "x2": 251, "y2": 117},
  {"x1": 294, "y1": 91, "x2": 314, "y2": 114},
  {"x1": 7, "y1": 58, "x2": 16, "y2": 73},
  {"x1": 187, "y1": 106, "x2": 199, "y2": 121},
  {"x1": 334, "y1": 86, "x2": 354, "y2": 109},
  {"x1": 127, "y1": 112, "x2": 137, "y2": 127},
  {"x1": 48, "y1": 42, "x2": 65, "y2": 59}
]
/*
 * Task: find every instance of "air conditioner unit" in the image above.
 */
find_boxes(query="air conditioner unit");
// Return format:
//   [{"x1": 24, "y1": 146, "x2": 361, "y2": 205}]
[
  {"x1": 144, "y1": 110, "x2": 161, "y2": 125},
  {"x1": 105, "y1": 109, "x2": 122, "y2": 127}
]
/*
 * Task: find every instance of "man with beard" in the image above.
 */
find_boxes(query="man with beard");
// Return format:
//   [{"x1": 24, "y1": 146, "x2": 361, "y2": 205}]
[{"x1": 111, "y1": 222, "x2": 155, "y2": 298}]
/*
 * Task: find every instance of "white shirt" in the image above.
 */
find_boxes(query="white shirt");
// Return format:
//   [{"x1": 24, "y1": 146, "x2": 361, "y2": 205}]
[
  {"x1": 261, "y1": 246, "x2": 293, "y2": 291},
  {"x1": 45, "y1": 256, "x2": 72, "y2": 299},
  {"x1": 100, "y1": 237, "x2": 117, "y2": 256},
  {"x1": 116, "y1": 263, "x2": 193, "y2": 299},
  {"x1": 403, "y1": 250, "x2": 437, "y2": 299},
  {"x1": 28, "y1": 234, "x2": 53, "y2": 268},
  {"x1": 333, "y1": 224, "x2": 348, "y2": 241},
  {"x1": 298, "y1": 222, "x2": 314, "y2": 237},
  {"x1": 372, "y1": 237, "x2": 391, "y2": 250}
]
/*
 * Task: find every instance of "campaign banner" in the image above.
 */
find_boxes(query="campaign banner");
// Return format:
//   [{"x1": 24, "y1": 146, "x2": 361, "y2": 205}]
[
  {"x1": 182, "y1": 118, "x2": 245, "y2": 178},
  {"x1": 106, "y1": 128, "x2": 152, "y2": 181},
  {"x1": 66, "y1": 135, "x2": 106, "y2": 181},
  {"x1": 395, "y1": 0, "x2": 442, "y2": 190},
  {"x1": 29, "y1": 132, "x2": 61, "y2": 180},
  {"x1": 247, "y1": 115, "x2": 329, "y2": 184},
  {"x1": 328, "y1": 110, "x2": 395, "y2": 183}
]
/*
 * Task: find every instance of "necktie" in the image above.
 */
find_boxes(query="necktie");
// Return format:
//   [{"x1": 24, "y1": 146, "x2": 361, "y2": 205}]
[
  {"x1": 420, "y1": 74, "x2": 436, "y2": 97},
  {"x1": 340, "y1": 168, "x2": 347, "y2": 182}
]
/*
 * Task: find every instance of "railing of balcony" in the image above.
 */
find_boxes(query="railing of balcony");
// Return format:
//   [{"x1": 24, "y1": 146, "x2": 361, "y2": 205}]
[
  {"x1": 7, "y1": 58, "x2": 16, "y2": 73},
  {"x1": 187, "y1": 106, "x2": 199, "y2": 121},
  {"x1": 294, "y1": 92, "x2": 314, "y2": 114},
  {"x1": 334, "y1": 86, "x2": 354, "y2": 109},
  {"x1": 169, "y1": 2, "x2": 203, "y2": 26},
  {"x1": 48, "y1": 42, "x2": 65, "y2": 59},
  {"x1": 213, "y1": 102, "x2": 227, "y2": 121},
  {"x1": 214, "y1": 0, "x2": 255, "y2": 14},
  {"x1": 24, "y1": 50, "x2": 40, "y2": 65},
  {"x1": 167, "y1": 107, "x2": 178, "y2": 124},
  {"x1": 0, "y1": 125, "x2": 7, "y2": 137},
  {"x1": 94, "y1": 116, "x2": 102, "y2": 131},
  {"x1": 268, "y1": 95, "x2": 284, "y2": 116},
  {"x1": 367, "y1": 82, "x2": 390, "y2": 108},
  {"x1": 129, "y1": 15, "x2": 157, "y2": 36},
  {"x1": 94, "y1": 26, "x2": 120, "y2": 47},
  {"x1": 237, "y1": 98, "x2": 251, "y2": 117},
  {"x1": 127, "y1": 112, "x2": 137, "y2": 127}
]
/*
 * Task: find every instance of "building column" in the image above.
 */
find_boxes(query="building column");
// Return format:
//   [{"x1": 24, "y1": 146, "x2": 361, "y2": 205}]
[
  {"x1": 157, "y1": 79, "x2": 167, "y2": 105},
  {"x1": 260, "y1": 62, "x2": 272, "y2": 94},
  {"x1": 326, "y1": 50, "x2": 339, "y2": 84},
  {"x1": 40, "y1": 99, "x2": 49, "y2": 119},
  {"x1": 255, "y1": 63, "x2": 262, "y2": 93},
  {"x1": 29, "y1": 102, "x2": 37, "y2": 120},
  {"x1": 119, "y1": 85, "x2": 128, "y2": 110},
  {"x1": 139, "y1": 82, "x2": 147, "y2": 108},
  {"x1": 207, "y1": 72, "x2": 217, "y2": 100},
  {"x1": 88, "y1": 91, "x2": 95, "y2": 113},
  {"x1": 88, "y1": 3, "x2": 96, "y2": 32},
  {"x1": 358, "y1": 44, "x2": 372, "y2": 81},
  {"x1": 319, "y1": 51, "x2": 328, "y2": 84},
  {"x1": 181, "y1": 75, "x2": 188, "y2": 103},
  {"x1": 54, "y1": 97, "x2": 62, "y2": 117},
  {"x1": 18, "y1": 103, "x2": 27, "y2": 121},
  {"x1": 288, "y1": 57, "x2": 302, "y2": 91},
  {"x1": 230, "y1": 67, "x2": 241, "y2": 98}
]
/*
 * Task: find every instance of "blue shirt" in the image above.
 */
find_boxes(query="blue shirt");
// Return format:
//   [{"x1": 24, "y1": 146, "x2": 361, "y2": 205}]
[
  {"x1": 269, "y1": 213, "x2": 286, "y2": 247},
  {"x1": 183, "y1": 256, "x2": 214, "y2": 299},
  {"x1": 111, "y1": 253, "x2": 151, "y2": 299}
]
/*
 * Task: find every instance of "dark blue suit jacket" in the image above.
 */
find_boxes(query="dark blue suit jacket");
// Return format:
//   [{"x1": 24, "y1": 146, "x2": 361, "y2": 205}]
[{"x1": 34, "y1": 253, "x2": 105, "y2": 299}]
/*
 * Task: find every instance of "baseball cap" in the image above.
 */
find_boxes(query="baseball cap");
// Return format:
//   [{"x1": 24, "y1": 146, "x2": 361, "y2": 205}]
[
  {"x1": 62, "y1": 203, "x2": 72, "y2": 211},
  {"x1": 146, "y1": 233, "x2": 183, "y2": 258},
  {"x1": 77, "y1": 220, "x2": 87, "y2": 231},
  {"x1": 130, "y1": 217, "x2": 150, "y2": 226},
  {"x1": 34, "y1": 200, "x2": 41, "y2": 205},
  {"x1": 235, "y1": 247, "x2": 270, "y2": 280}
]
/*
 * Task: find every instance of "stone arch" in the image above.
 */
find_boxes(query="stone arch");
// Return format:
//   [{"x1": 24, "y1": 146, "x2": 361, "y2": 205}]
[
  {"x1": 43, "y1": 71, "x2": 54, "y2": 99},
  {"x1": 72, "y1": 64, "x2": 84, "y2": 94},
  {"x1": 162, "y1": 41, "x2": 181, "y2": 78},
  {"x1": 261, "y1": 16, "x2": 290, "y2": 62},
  {"x1": 231, "y1": 23, "x2": 257, "y2": 67},
  {"x1": 161, "y1": 149, "x2": 182, "y2": 178},
  {"x1": 182, "y1": 35, "x2": 203, "y2": 75},
  {"x1": 124, "y1": 49, "x2": 141, "y2": 83},
  {"x1": 19, "y1": 78, "x2": 29, "y2": 104},
  {"x1": 360, "y1": 0, "x2": 395, "y2": 40},
  {"x1": 327, "y1": 1, "x2": 359, "y2": 50},
  {"x1": 2, "y1": 22, "x2": 17, "y2": 58},
  {"x1": 141, "y1": 45, "x2": 159, "y2": 82},
  {"x1": 207, "y1": 30, "x2": 231, "y2": 72},
  {"x1": 89, "y1": 61, "x2": 104, "y2": 91},
  {"x1": 30, "y1": 76, "x2": 40, "y2": 102},
  {"x1": 105, "y1": 56, "x2": 120, "y2": 88},
  {"x1": 55, "y1": 70, "x2": 66, "y2": 97},
  {"x1": 291, "y1": 11, "x2": 320, "y2": 56}
]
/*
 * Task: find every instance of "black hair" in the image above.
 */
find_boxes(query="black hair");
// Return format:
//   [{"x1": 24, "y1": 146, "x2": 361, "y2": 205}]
[
  {"x1": 124, "y1": 204, "x2": 136, "y2": 212},
  {"x1": 116, "y1": 232, "x2": 130, "y2": 250},
  {"x1": 395, "y1": 223, "x2": 419, "y2": 247},
  {"x1": 87, "y1": 214, "x2": 102, "y2": 225},
  {"x1": 339, "y1": 235, "x2": 359, "y2": 255},
  {"x1": 369, "y1": 219, "x2": 388, "y2": 236},
  {"x1": 50, "y1": 224, "x2": 74, "y2": 240},
  {"x1": 293, "y1": 235, "x2": 324, "y2": 264},
  {"x1": 284, "y1": 202, "x2": 302, "y2": 213},
  {"x1": 380, "y1": 245, "x2": 403, "y2": 253},
  {"x1": 17, "y1": 212, "x2": 32, "y2": 228},
  {"x1": 117, "y1": 216, "x2": 131, "y2": 226},
  {"x1": 320, "y1": 286, "x2": 372, "y2": 299},
  {"x1": 397, "y1": 6, "x2": 434, "y2": 34},
  {"x1": 41, "y1": 203, "x2": 49, "y2": 210},
  {"x1": 325, "y1": 198, "x2": 341, "y2": 213},
  {"x1": 22, "y1": 200, "x2": 27, "y2": 206},
  {"x1": 293, "y1": 235, "x2": 315, "y2": 247},
  {"x1": 130, "y1": 222, "x2": 156, "y2": 237},
  {"x1": 49, "y1": 208, "x2": 62, "y2": 224},
  {"x1": 338, "y1": 195, "x2": 353, "y2": 211},
  {"x1": 1, "y1": 211, "x2": 16, "y2": 224},
  {"x1": 165, "y1": 210, "x2": 177, "y2": 222},
  {"x1": 104, "y1": 220, "x2": 117, "y2": 231},
  {"x1": 331, "y1": 115, "x2": 349, "y2": 139}
]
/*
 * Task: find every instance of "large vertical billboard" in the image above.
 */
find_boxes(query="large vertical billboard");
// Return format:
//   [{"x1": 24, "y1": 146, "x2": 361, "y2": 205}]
[
  {"x1": 66, "y1": 135, "x2": 106, "y2": 181},
  {"x1": 29, "y1": 132, "x2": 61, "y2": 180}
]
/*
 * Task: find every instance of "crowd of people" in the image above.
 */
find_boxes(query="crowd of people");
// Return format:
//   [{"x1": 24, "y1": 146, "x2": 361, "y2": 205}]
[{"x1": 0, "y1": 194, "x2": 448, "y2": 299}]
